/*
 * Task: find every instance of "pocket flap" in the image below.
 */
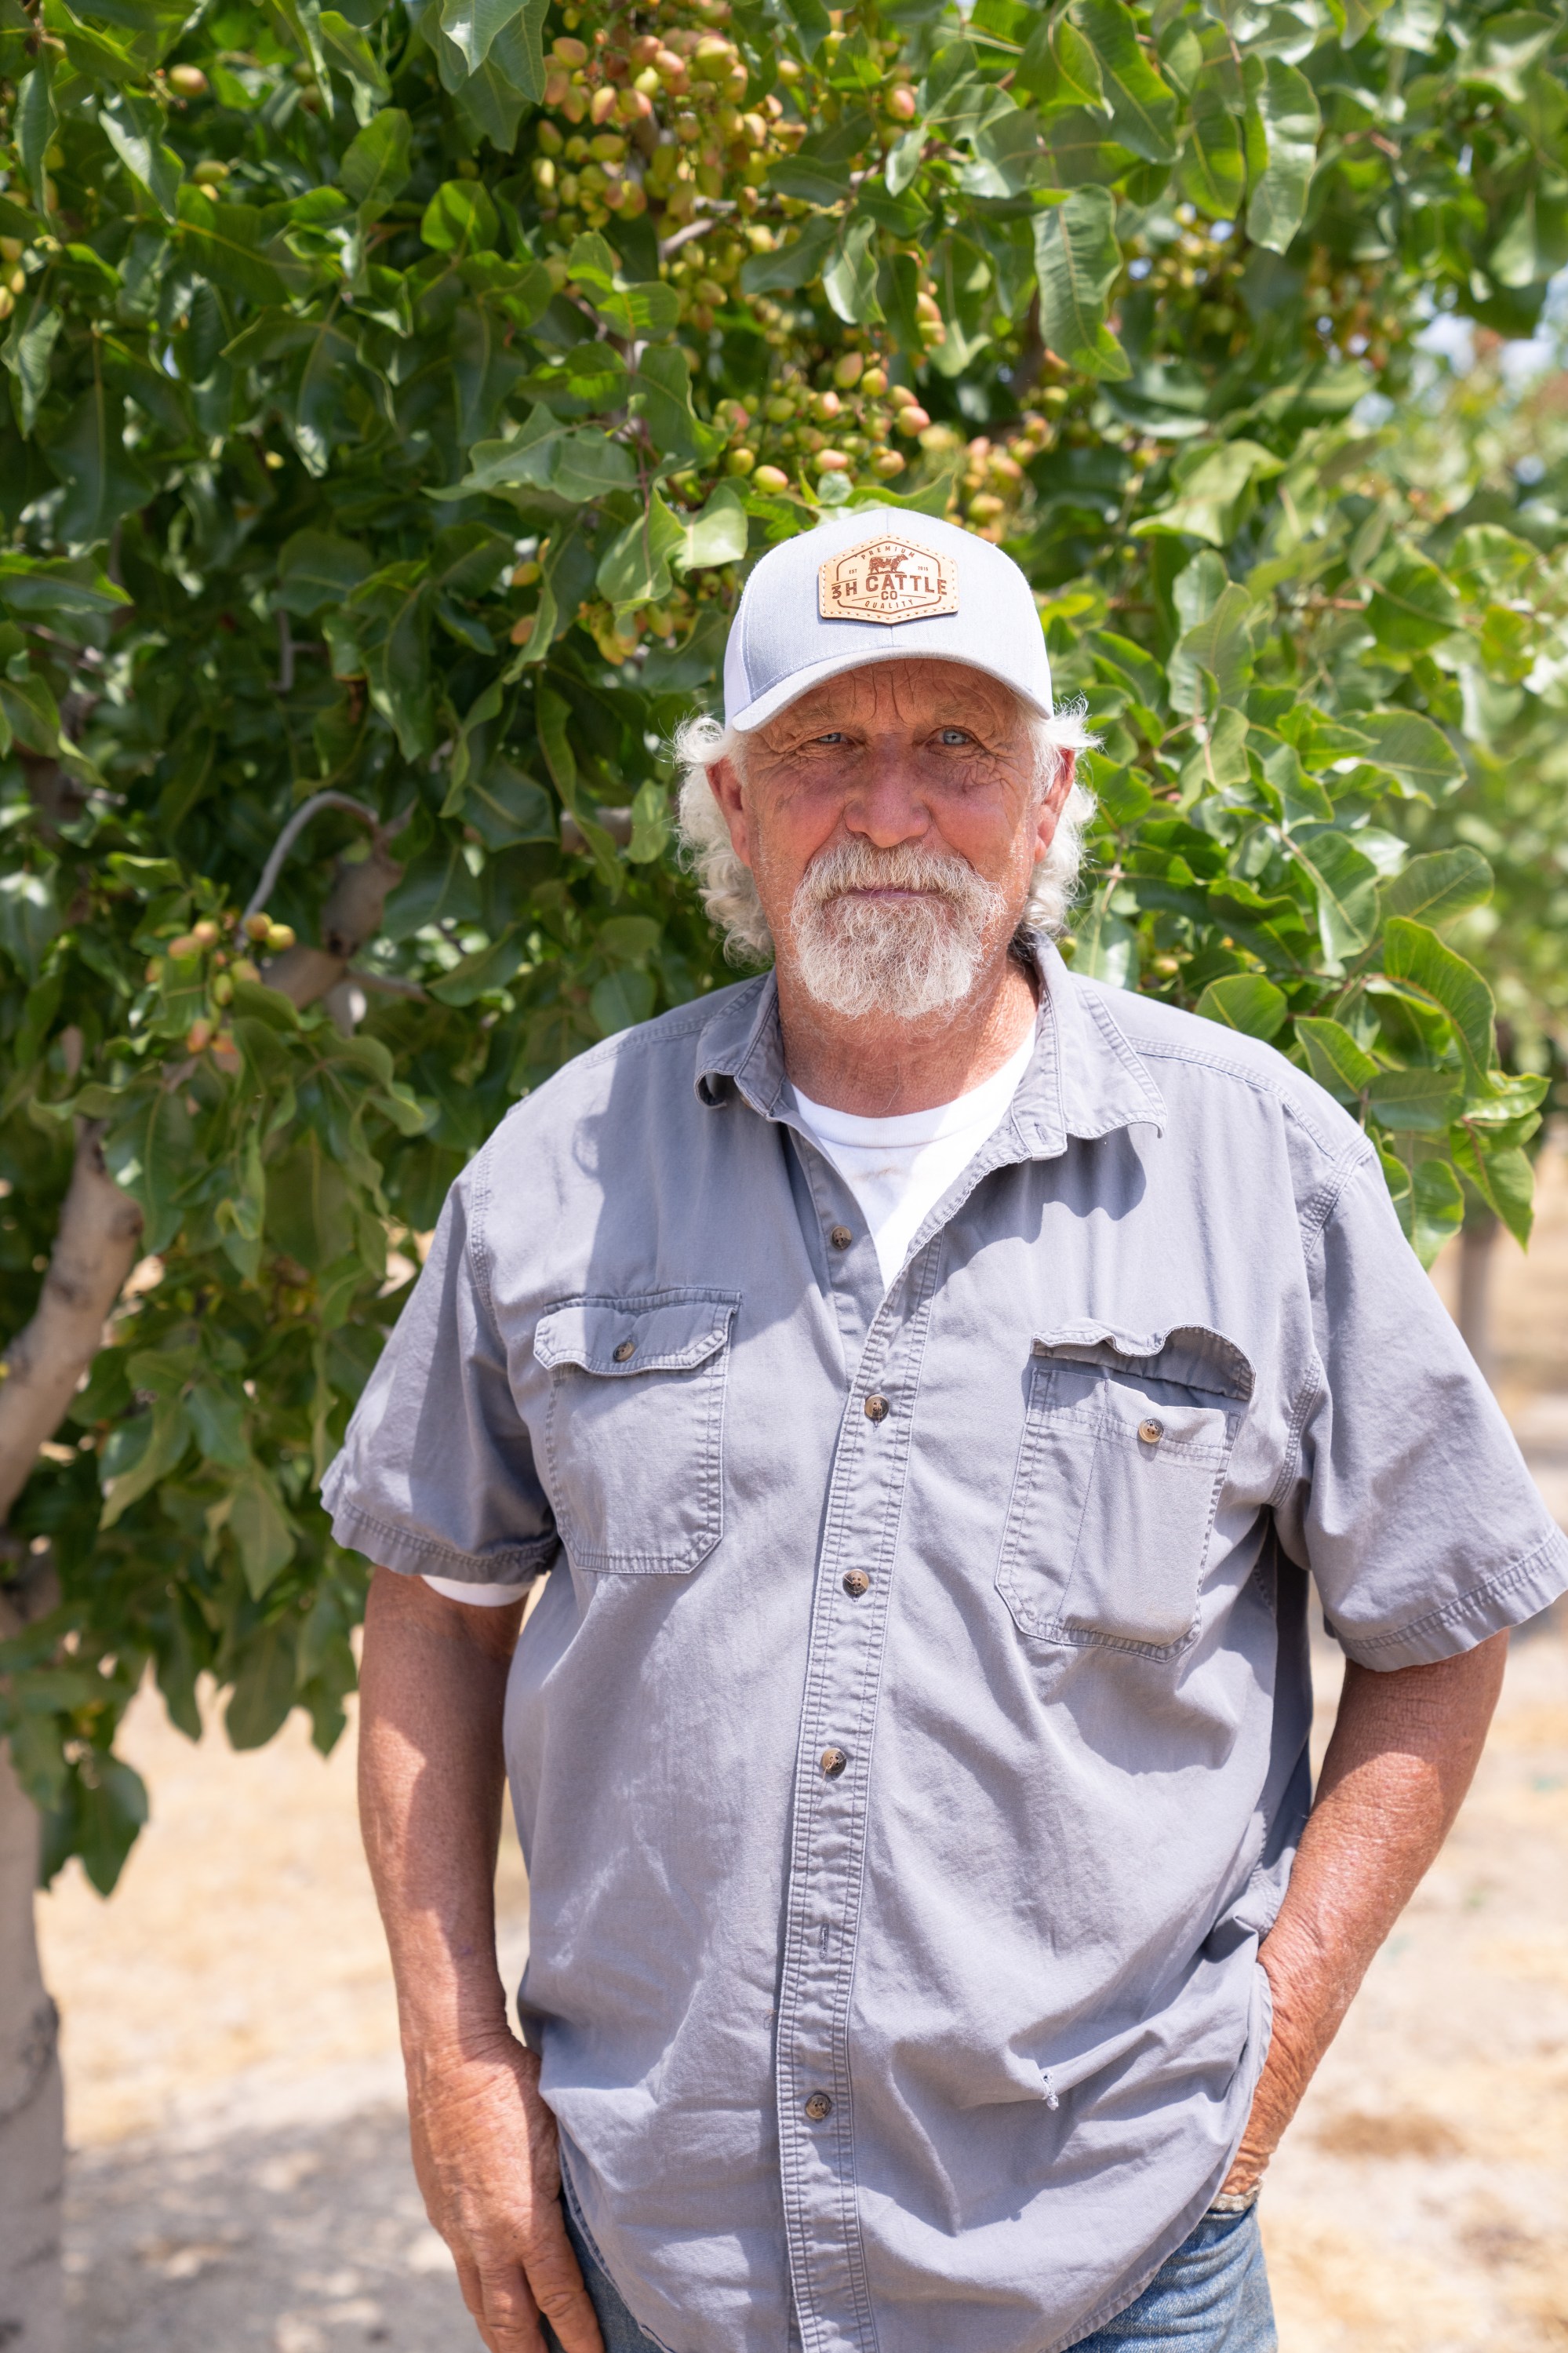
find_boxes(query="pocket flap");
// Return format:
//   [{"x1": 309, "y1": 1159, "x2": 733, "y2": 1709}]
[
  {"x1": 1031, "y1": 1321, "x2": 1253, "y2": 1403},
  {"x1": 534, "y1": 1290, "x2": 738, "y2": 1378}
]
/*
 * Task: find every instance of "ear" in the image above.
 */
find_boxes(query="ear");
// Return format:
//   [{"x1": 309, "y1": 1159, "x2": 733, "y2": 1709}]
[
  {"x1": 708, "y1": 756, "x2": 754, "y2": 869},
  {"x1": 1030, "y1": 749, "x2": 1075, "y2": 869}
]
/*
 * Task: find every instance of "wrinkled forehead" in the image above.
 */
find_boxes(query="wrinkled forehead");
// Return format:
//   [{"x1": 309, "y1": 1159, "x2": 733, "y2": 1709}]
[{"x1": 755, "y1": 657, "x2": 1029, "y2": 748}]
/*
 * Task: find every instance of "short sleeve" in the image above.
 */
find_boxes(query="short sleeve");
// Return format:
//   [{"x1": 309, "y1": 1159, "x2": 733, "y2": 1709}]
[
  {"x1": 321, "y1": 1166, "x2": 557, "y2": 1590},
  {"x1": 1275, "y1": 1156, "x2": 1568, "y2": 1668}
]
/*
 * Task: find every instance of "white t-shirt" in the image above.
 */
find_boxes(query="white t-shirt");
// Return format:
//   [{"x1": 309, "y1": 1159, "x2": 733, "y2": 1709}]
[
  {"x1": 790, "y1": 1029, "x2": 1035, "y2": 1292},
  {"x1": 424, "y1": 1031, "x2": 1035, "y2": 1606}
]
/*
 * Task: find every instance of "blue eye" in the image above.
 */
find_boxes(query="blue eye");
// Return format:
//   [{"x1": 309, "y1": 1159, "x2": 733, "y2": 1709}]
[{"x1": 940, "y1": 729, "x2": 971, "y2": 745}]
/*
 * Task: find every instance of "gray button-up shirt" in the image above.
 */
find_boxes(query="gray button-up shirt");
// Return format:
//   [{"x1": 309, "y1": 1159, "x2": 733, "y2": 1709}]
[{"x1": 325, "y1": 942, "x2": 1567, "y2": 2353}]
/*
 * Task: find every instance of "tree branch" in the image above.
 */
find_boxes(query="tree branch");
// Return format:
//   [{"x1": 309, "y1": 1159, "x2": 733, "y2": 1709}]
[
  {"x1": 243, "y1": 790, "x2": 384, "y2": 923},
  {"x1": 0, "y1": 1123, "x2": 144, "y2": 1529}
]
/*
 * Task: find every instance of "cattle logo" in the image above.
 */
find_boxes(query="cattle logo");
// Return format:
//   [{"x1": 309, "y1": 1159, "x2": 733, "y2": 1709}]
[{"x1": 817, "y1": 537, "x2": 959, "y2": 625}]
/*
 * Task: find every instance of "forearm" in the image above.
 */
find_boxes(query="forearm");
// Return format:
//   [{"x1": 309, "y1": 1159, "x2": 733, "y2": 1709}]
[
  {"x1": 1228, "y1": 1630, "x2": 1508, "y2": 2186},
  {"x1": 358, "y1": 1566, "x2": 526, "y2": 2070}
]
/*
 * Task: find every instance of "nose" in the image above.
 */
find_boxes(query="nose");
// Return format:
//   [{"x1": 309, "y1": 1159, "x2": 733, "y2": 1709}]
[{"x1": 842, "y1": 737, "x2": 931, "y2": 850}]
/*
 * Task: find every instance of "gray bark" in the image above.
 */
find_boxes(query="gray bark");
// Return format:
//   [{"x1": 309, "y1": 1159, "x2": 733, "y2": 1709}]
[
  {"x1": 0, "y1": 1739, "x2": 64, "y2": 2353},
  {"x1": 0, "y1": 1120, "x2": 144, "y2": 1527}
]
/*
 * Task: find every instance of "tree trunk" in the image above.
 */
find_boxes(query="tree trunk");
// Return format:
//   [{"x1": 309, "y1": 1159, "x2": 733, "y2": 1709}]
[
  {"x1": 1457, "y1": 1211, "x2": 1498, "y2": 1389},
  {"x1": 0, "y1": 1119, "x2": 141, "y2": 2345},
  {"x1": 0, "y1": 1119, "x2": 143, "y2": 1524},
  {"x1": 0, "y1": 1741, "x2": 64, "y2": 2353}
]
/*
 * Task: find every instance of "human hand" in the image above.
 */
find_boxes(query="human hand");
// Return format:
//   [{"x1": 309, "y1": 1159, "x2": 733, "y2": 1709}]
[{"x1": 406, "y1": 2031, "x2": 604, "y2": 2353}]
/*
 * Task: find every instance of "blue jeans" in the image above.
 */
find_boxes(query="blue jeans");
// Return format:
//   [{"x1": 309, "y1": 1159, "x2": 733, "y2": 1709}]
[{"x1": 545, "y1": 2194, "x2": 1276, "y2": 2352}]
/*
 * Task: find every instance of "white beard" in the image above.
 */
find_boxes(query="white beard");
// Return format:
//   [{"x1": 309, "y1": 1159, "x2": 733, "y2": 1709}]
[{"x1": 788, "y1": 839, "x2": 1009, "y2": 1022}]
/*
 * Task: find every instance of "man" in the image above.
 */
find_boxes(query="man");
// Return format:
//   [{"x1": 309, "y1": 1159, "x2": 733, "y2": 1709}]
[{"x1": 326, "y1": 507, "x2": 1566, "y2": 2353}]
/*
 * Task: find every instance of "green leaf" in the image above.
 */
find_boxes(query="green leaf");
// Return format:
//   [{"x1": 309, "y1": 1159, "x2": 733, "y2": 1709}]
[
  {"x1": 1381, "y1": 917, "x2": 1496, "y2": 1071},
  {"x1": 2, "y1": 298, "x2": 63, "y2": 438},
  {"x1": 566, "y1": 232, "x2": 678, "y2": 337},
  {"x1": 1354, "y1": 708, "x2": 1464, "y2": 796},
  {"x1": 1168, "y1": 582, "x2": 1258, "y2": 712},
  {"x1": 461, "y1": 759, "x2": 555, "y2": 851},
  {"x1": 339, "y1": 108, "x2": 411, "y2": 216},
  {"x1": 344, "y1": 566, "x2": 434, "y2": 758},
  {"x1": 321, "y1": 8, "x2": 391, "y2": 97},
  {"x1": 100, "y1": 1398, "x2": 191, "y2": 1527},
  {"x1": 1290, "y1": 827, "x2": 1381, "y2": 962},
  {"x1": 1195, "y1": 973, "x2": 1288, "y2": 1040},
  {"x1": 421, "y1": 180, "x2": 500, "y2": 256},
  {"x1": 17, "y1": 57, "x2": 57, "y2": 217},
  {"x1": 1366, "y1": 546, "x2": 1461, "y2": 654},
  {"x1": 225, "y1": 1619, "x2": 299, "y2": 1749},
  {"x1": 1070, "y1": 0, "x2": 1177, "y2": 162},
  {"x1": 1296, "y1": 1016, "x2": 1378, "y2": 1101},
  {"x1": 276, "y1": 529, "x2": 373, "y2": 616},
  {"x1": 1031, "y1": 187, "x2": 1130, "y2": 382},
  {"x1": 266, "y1": 1131, "x2": 354, "y2": 1269},
  {"x1": 629, "y1": 343, "x2": 725, "y2": 466},
  {"x1": 676, "y1": 482, "x2": 750, "y2": 571},
  {"x1": 0, "y1": 869, "x2": 61, "y2": 978},
  {"x1": 1403, "y1": 1156, "x2": 1464, "y2": 1270},
  {"x1": 73, "y1": 1760, "x2": 148, "y2": 1898},
  {"x1": 176, "y1": 186, "x2": 295, "y2": 306},
  {"x1": 1367, "y1": 1066, "x2": 1464, "y2": 1134},
  {"x1": 428, "y1": 926, "x2": 528, "y2": 1001},
  {"x1": 187, "y1": 1382, "x2": 250, "y2": 1469},
  {"x1": 822, "y1": 215, "x2": 884, "y2": 326},
  {"x1": 1015, "y1": 13, "x2": 1106, "y2": 109},
  {"x1": 597, "y1": 489, "x2": 686, "y2": 612},
  {"x1": 590, "y1": 967, "x2": 655, "y2": 1035},
  {"x1": 1379, "y1": 847, "x2": 1492, "y2": 927},
  {"x1": 740, "y1": 214, "x2": 840, "y2": 297},
  {"x1": 551, "y1": 426, "x2": 639, "y2": 504},
  {"x1": 1180, "y1": 71, "x2": 1246, "y2": 217},
  {"x1": 98, "y1": 91, "x2": 184, "y2": 220},
  {"x1": 1453, "y1": 1131, "x2": 1534, "y2": 1249},
  {"x1": 103, "y1": 1087, "x2": 192, "y2": 1254},
  {"x1": 1136, "y1": 439, "x2": 1282, "y2": 546},
  {"x1": 1242, "y1": 56, "x2": 1319, "y2": 256},
  {"x1": 1070, "y1": 894, "x2": 1139, "y2": 988},
  {"x1": 43, "y1": 387, "x2": 155, "y2": 546}
]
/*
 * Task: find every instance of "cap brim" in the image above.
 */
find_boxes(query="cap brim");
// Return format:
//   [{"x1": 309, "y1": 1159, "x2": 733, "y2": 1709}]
[{"x1": 728, "y1": 643, "x2": 1055, "y2": 733}]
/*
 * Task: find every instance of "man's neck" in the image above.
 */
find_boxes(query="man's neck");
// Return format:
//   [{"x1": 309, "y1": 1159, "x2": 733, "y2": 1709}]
[{"x1": 776, "y1": 950, "x2": 1040, "y2": 1116}]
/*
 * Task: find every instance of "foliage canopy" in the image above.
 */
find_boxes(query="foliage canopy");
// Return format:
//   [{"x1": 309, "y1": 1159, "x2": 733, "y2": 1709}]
[{"x1": 2, "y1": 0, "x2": 1566, "y2": 1884}]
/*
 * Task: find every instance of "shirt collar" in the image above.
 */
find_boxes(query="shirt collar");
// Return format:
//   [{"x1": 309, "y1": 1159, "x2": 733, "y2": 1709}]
[{"x1": 693, "y1": 937, "x2": 1166, "y2": 1156}]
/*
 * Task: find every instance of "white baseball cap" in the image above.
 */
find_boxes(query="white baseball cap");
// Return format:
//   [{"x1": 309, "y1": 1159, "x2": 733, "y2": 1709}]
[{"x1": 722, "y1": 505, "x2": 1053, "y2": 733}]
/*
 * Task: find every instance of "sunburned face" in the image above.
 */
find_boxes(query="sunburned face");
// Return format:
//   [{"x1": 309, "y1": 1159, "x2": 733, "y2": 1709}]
[{"x1": 708, "y1": 659, "x2": 1073, "y2": 1023}]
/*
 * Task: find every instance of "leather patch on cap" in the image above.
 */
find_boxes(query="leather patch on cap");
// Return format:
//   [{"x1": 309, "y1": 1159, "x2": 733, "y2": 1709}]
[{"x1": 817, "y1": 536, "x2": 958, "y2": 625}]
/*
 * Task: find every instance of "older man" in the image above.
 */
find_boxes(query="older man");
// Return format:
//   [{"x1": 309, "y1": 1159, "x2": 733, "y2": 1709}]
[{"x1": 326, "y1": 508, "x2": 1566, "y2": 2353}]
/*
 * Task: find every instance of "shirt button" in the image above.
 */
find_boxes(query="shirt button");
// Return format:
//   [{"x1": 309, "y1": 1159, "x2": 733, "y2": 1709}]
[
  {"x1": 864, "y1": 1394, "x2": 889, "y2": 1422},
  {"x1": 804, "y1": 2091, "x2": 834, "y2": 2122},
  {"x1": 829, "y1": 1225, "x2": 853, "y2": 1251},
  {"x1": 842, "y1": 1569, "x2": 870, "y2": 1598},
  {"x1": 613, "y1": 1339, "x2": 637, "y2": 1362},
  {"x1": 820, "y1": 1747, "x2": 849, "y2": 1779},
  {"x1": 1138, "y1": 1417, "x2": 1164, "y2": 1445}
]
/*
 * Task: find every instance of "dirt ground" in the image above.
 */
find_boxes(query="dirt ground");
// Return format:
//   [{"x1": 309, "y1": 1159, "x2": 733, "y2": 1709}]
[{"x1": 37, "y1": 1156, "x2": 1568, "y2": 2353}]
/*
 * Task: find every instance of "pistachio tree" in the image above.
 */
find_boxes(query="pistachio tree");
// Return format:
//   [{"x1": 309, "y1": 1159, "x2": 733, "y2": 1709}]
[{"x1": 2, "y1": 0, "x2": 1567, "y2": 2337}]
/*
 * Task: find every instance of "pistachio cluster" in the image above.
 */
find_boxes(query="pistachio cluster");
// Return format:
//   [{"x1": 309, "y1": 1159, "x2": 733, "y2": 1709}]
[
  {"x1": 527, "y1": 2, "x2": 787, "y2": 282},
  {"x1": 143, "y1": 912, "x2": 287, "y2": 1058}
]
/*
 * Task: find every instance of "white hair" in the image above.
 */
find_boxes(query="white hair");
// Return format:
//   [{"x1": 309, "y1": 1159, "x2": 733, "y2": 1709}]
[{"x1": 672, "y1": 692, "x2": 1097, "y2": 966}]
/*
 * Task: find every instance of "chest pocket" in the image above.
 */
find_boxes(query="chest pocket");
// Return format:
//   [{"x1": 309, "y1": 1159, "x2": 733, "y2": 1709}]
[
  {"x1": 535, "y1": 1290, "x2": 739, "y2": 1574},
  {"x1": 996, "y1": 1324, "x2": 1252, "y2": 1659}
]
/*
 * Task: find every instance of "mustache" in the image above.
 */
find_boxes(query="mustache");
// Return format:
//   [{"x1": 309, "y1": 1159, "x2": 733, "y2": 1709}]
[{"x1": 798, "y1": 839, "x2": 989, "y2": 908}]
